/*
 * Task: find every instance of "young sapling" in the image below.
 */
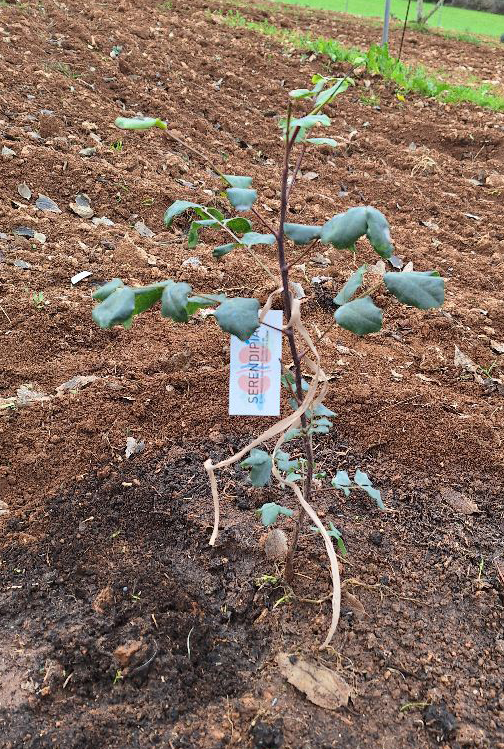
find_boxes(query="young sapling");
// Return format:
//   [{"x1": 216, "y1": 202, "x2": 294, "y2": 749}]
[{"x1": 91, "y1": 72, "x2": 444, "y2": 647}]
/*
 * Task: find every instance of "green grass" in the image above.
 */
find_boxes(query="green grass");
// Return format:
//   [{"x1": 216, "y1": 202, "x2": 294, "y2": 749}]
[
  {"x1": 221, "y1": 10, "x2": 504, "y2": 111},
  {"x1": 274, "y1": 0, "x2": 504, "y2": 39}
]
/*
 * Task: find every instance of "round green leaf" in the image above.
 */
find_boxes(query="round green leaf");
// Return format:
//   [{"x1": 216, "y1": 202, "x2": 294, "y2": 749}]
[
  {"x1": 334, "y1": 296, "x2": 383, "y2": 335},
  {"x1": 241, "y1": 449, "x2": 272, "y2": 487},
  {"x1": 213, "y1": 243, "x2": 237, "y2": 258},
  {"x1": 226, "y1": 188, "x2": 258, "y2": 211},
  {"x1": 366, "y1": 207, "x2": 394, "y2": 259},
  {"x1": 240, "y1": 231, "x2": 276, "y2": 247},
  {"x1": 290, "y1": 114, "x2": 331, "y2": 129},
  {"x1": 257, "y1": 502, "x2": 294, "y2": 526},
  {"x1": 92, "y1": 287, "x2": 135, "y2": 329},
  {"x1": 224, "y1": 217, "x2": 252, "y2": 234},
  {"x1": 222, "y1": 175, "x2": 253, "y2": 188},
  {"x1": 333, "y1": 264, "x2": 367, "y2": 306},
  {"x1": 115, "y1": 117, "x2": 167, "y2": 130},
  {"x1": 133, "y1": 282, "x2": 172, "y2": 314},
  {"x1": 163, "y1": 200, "x2": 200, "y2": 227},
  {"x1": 161, "y1": 281, "x2": 193, "y2": 322},
  {"x1": 214, "y1": 297, "x2": 260, "y2": 341},
  {"x1": 383, "y1": 271, "x2": 444, "y2": 310},
  {"x1": 92, "y1": 278, "x2": 124, "y2": 301},
  {"x1": 289, "y1": 88, "x2": 313, "y2": 99},
  {"x1": 320, "y1": 206, "x2": 368, "y2": 249},
  {"x1": 306, "y1": 137, "x2": 338, "y2": 147},
  {"x1": 284, "y1": 223, "x2": 322, "y2": 245}
]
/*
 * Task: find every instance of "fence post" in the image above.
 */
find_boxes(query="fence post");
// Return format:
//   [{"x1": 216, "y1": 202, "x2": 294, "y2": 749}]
[{"x1": 382, "y1": 0, "x2": 392, "y2": 46}]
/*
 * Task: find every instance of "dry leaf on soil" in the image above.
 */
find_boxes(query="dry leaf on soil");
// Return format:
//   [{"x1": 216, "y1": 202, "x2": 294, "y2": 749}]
[{"x1": 277, "y1": 653, "x2": 354, "y2": 709}]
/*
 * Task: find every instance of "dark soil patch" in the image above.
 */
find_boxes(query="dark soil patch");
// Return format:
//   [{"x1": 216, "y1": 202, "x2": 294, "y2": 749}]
[{"x1": 1, "y1": 0, "x2": 504, "y2": 747}]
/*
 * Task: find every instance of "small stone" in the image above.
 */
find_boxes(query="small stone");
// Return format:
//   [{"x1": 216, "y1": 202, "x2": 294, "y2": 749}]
[
  {"x1": 70, "y1": 202, "x2": 94, "y2": 219},
  {"x1": 17, "y1": 183, "x2": 32, "y2": 200},
  {"x1": 182, "y1": 256, "x2": 202, "y2": 267},
  {"x1": 134, "y1": 220, "x2": 155, "y2": 238},
  {"x1": 13, "y1": 259, "x2": 32, "y2": 269},
  {"x1": 35, "y1": 195, "x2": 61, "y2": 213},
  {"x1": 1, "y1": 146, "x2": 16, "y2": 159},
  {"x1": 92, "y1": 216, "x2": 114, "y2": 227},
  {"x1": 79, "y1": 147, "x2": 97, "y2": 157},
  {"x1": 265, "y1": 528, "x2": 288, "y2": 560}
]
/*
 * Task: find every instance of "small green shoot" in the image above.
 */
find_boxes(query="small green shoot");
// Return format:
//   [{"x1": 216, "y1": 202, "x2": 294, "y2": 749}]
[
  {"x1": 112, "y1": 669, "x2": 123, "y2": 685},
  {"x1": 31, "y1": 291, "x2": 47, "y2": 309},
  {"x1": 110, "y1": 139, "x2": 123, "y2": 152}
]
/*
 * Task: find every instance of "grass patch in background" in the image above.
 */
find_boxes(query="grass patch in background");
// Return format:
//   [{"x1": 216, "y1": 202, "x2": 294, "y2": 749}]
[
  {"x1": 274, "y1": 0, "x2": 504, "y2": 39},
  {"x1": 221, "y1": 10, "x2": 504, "y2": 111}
]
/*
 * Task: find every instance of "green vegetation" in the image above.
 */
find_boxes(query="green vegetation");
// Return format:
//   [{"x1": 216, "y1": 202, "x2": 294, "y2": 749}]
[
  {"x1": 221, "y1": 10, "x2": 504, "y2": 111},
  {"x1": 275, "y1": 0, "x2": 504, "y2": 39}
]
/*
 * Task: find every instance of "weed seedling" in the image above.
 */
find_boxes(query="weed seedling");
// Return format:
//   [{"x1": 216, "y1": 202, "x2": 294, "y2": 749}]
[
  {"x1": 110, "y1": 139, "x2": 123, "y2": 152},
  {"x1": 32, "y1": 291, "x2": 47, "y2": 309},
  {"x1": 90, "y1": 74, "x2": 444, "y2": 647}
]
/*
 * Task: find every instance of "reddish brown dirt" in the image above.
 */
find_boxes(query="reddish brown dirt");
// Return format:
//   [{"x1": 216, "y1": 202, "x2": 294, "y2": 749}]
[{"x1": 1, "y1": 1, "x2": 504, "y2": 748}]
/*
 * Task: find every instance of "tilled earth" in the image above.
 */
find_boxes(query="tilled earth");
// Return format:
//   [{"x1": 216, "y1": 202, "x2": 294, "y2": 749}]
[{"x1": 1, "y1": 1, "x2": 504, "y2": 748}]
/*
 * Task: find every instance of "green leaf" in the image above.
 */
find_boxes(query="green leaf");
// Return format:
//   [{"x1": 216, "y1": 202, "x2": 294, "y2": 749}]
[
  {"x1": 366, "y1": 207, "x2": 394, "y2": 259},
  {"x1": 310, "y1": 521, "x2": 346, "y2": 554},
  {"x1": 320, "y1": 206, "x2": 368, "y2": 249},
  {"x1": 186, "y1": 293, "x2": 226, "y2": 315},
  {"x1": 92, "y1": 287, "x2": 135, "y2": 329},
  {"x1": 313, "y1": 403, "x2": 336, "y2": 417},
  {"x1": 290, "y1": 114, "x2": 331, "y2": 129},
  {"x1": 222, "y1": 175, "x2": 253, "y2": 188},
  {"x1": 275, "y1": 450, "x2": 300, "y2": 474},
  {"x1": 314, "y1": 79, "x2": 350, "y2": 107},
  {"x1": 92, "y1": 278, "x2": 124, "y2": 301},
  {"x1": 187, "y1": 222, "x2": 200, "y2": 249},
  {"x1": 226, "y1": 188, "x2": 257, "y2": 211},
  {"x1": 335, "y1": 296, "x2": 383, "y2": 335},
  {"x1": 214, "y1": 297, "x2": 260, "y2": 341},
  {"x1": 332, "y1": 470, "x2": 351, "y2": 497},
  {"x1": 213, "y1": 243, "x2": 237, "y2": 258},
  {"x1": 284, "y1": 223, "x2": 322, "y2": 245},
  {"x1": 115, "y1": 116, "x2": 167, "y2": 130},
  {"x1": 284, "y1": 427, "x2": 302, "y2": 442},
  {"x1": 161, "y1": 281, "x2": 193, "y2": 323},
  {"x1": 163, "y1": 200, "x2": 200, "y2": 227},
  {"x1": 133, "y1": 282, "x2": 172, "y2": 314},
  {"x1": 257, "y1": 502, "x2": 294, "y2": 527},
  {"x1": 354, "y1": 469, "x2": 384, "y2": 509},
  {"x1": 225, "y1": 217, "x2": 252, "y2": 234},
  {"x1": 241, "y1": 449, "x2": 272, "y2": 487},
  {"x1": 193, "y1": 219, "x2": 218, "y2": 228},
  {"x1": 289, "y1": 88, "x2": 313, "y2": 99},
  {"x1": 333, "y1": 264, "x2": 367, "y2": 306},
  {"x1": 194, "y1": 207, "x2": 224, "y2": 222},
  {"x1": 383, "y1": 271, "x2": 444, "y2": 310},
  {"x1": 306, "y1": 137, "x2": 338, "y2": 147},
  {"x1": 240, "y1": 232, "x2": 276, "y2": 247},
  {"x1": 310, "y1": 416, "x2": 333, "y2": 434}
]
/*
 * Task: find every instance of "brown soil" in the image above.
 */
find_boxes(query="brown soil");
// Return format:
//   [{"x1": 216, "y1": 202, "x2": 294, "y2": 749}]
[{"x1": 1, "y1": 1, "x2": 504, "y2": 748}]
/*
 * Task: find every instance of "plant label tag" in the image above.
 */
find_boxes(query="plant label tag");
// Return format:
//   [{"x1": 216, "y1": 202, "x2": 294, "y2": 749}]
[{"x1": 229, "y1": 310, "x2": 283, "y2": 416}]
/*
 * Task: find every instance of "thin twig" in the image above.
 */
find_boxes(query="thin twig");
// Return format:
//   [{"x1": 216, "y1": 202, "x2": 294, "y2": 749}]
[
  {"x1": 287, "y1": 238, "x2": 320, "y2": 270},
  {"x1": 250, "y1": 206, "x2": 278, "y2": 238},
  {"x1": 197, "y1": 205, "x2": 278, "y2": 283},
  {"x1": 0, "y1": 306, "x2": 12, "y2": 324}
]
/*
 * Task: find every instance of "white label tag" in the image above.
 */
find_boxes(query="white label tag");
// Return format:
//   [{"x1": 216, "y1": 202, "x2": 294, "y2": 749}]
[{"x1": 229, "y1": 310, "x2": 283, "y2": 416}]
